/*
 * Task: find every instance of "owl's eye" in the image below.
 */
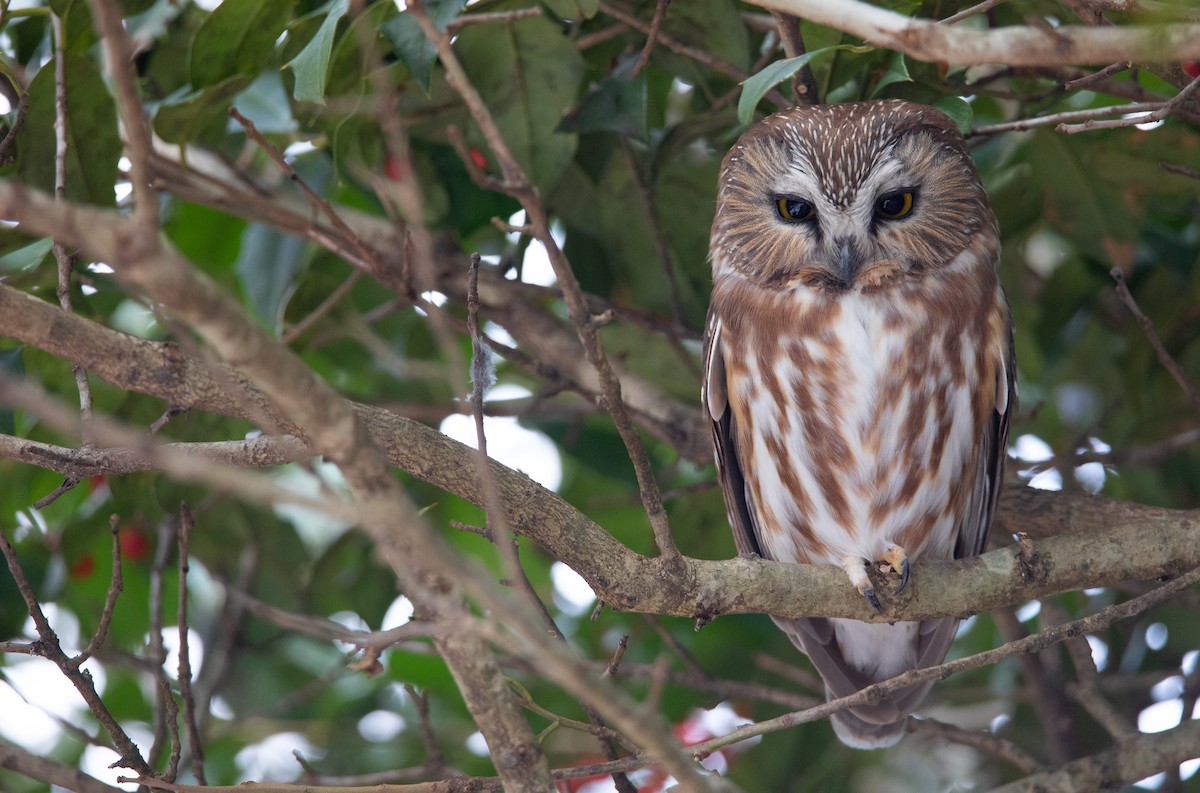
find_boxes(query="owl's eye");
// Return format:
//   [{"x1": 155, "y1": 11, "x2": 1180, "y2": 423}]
[
  {"x1": 875, "y1": 190, "x2": 915, "y2": 219},
  {"x1": 775, "y1": 197, "x2": 815, "y2": 222}
]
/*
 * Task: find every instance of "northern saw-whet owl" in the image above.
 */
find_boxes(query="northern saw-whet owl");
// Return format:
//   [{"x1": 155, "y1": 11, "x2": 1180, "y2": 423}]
[{"x1": 702, "y1": 99, "x2": 1014, "y2": 748}]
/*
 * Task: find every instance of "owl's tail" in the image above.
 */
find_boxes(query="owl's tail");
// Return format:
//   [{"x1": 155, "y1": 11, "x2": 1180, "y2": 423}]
[{"x1": 777, "y1": 615, "x2": 959, "y2": 749}]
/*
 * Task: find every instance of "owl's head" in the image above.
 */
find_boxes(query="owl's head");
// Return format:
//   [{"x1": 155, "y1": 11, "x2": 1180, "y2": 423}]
[{"x1": 711, "y1": 99, "x2": 998, "y2": 293}]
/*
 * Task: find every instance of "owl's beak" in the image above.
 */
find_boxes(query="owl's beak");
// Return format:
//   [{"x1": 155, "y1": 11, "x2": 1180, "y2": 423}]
[{"x1": 835, "y1": 238, "x2": 863, "y2": 286}]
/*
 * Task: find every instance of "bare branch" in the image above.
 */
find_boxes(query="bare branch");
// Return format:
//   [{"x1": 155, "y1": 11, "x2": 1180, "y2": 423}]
[{"x1": 744, "y1": 0, "x2": 1200, "y2": 65}]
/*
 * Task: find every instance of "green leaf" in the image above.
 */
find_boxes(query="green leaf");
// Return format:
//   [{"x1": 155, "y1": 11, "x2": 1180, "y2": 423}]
[
  {"x1": 870, "y1": 51, "x2": 912, "y2": 97},
  {"x1": 152, "y1": 76, "x2": 251, "y2": 146},
  {"x1": 284, "y1": 0, "x2": 350, "y2": 105},
  {"x1": 235, "y1": 223, "x2": 308, "y2": 331},
  {"x1": 14, "y1": 53, "x2": 121, "y2": 206},
  {"x1": 380, "y1": 0, "x2": 466, "y2": 94},
  {"x1": 933, "y1": 96, "x2": 973, "y2": 134},
  {"x1": 557, "y1": 58, "x2": 647, "y2": 141},
  {"x1": 541, "y1": 0, "x2": 597, "y2": 19},
  {"x1": 663, "y1": 0, "x2": 750, "y2": 72},
  {"x1": 737, "y1": 45, "x2": 871, "y2": 125},
  {"x1": 456, "y1": 12, "x2": 585, "y2": 193},
  {"x1": 0, "y1": 238, "x2": 53, "y2": 273},
  {"x1": 190, "y1": 0, "x2": 296, "y2": 89}
]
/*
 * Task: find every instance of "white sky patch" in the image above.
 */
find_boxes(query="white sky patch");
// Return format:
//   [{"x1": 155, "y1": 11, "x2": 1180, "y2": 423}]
[
  {"x1": 483, "y1": 319, "x2": 517, "y2": 349},
  {"x1": 283, "y1": 140, "x2": 319, "y2": 160},
  {"x1": 1151, "y1": 676, "x2": 1183, "y2": 702},
  {"x1": 159, "y1": 627, "x2": 205, "y2": 680},
  {"x1": 505, "y1": 210, "x2": 562, "y2": 287},
  {"x1": 464, "y1": 730, "x2": 489, "y2": 756},
  {"x1": 1074, "y1": 462, "x2": 1106, "y2": 493},
  {"x1": 550, "y1": 562, "x2": 595, "y2": 617},
  {"x1": 110, "y1": 299, "x2": 162, "y2": 339},
  {"x1": 383, "y1": 595, "x2": 414, "y2": 628},
  {"x1": 0, "y1": 673, "x2": 70, "y2": 754},
  {"x1": 1183, "y1": 651, "x2": 1199, "y2": 676},
  {"x1": 0, "y1": 94, "x2": 10, "y2": 114},
  {"x1": 1023, "y1": 229, "x2": 1071, "y2": 278},
  {"x1": 358, "y1": 709, "x2": 406, "y2": 742},
  {"x1": 236, "y1": 731, "x2": 321, "y2": 780},
  {"x1": 1138, "y1": 699, "x2": 1183, "y2": 734},
  {"x1": 439, "y1": 384, "x2": 562, "y2": 491},
  {"x1": 1085, "y1": 635, "x2": 1108, "y2": 672},
  {"x1": 1145, "y1": 622, "x2": 1168, "y2": 651},
  {"x1": 330, "y1": 610, "x2": 370, "y2": 653},
  {"x1": 1012, "y1": 434, "x2": 1053, "y2": 462},
  {"x1": 192, "y1": 0, "x2": 224, "y2": 11},
  {"x1": 1014, "y1": 600, "x2": 1041, "y2": 623},
  {"x1": 210, "y1": 695, "x2": 236, "y2": 720}
]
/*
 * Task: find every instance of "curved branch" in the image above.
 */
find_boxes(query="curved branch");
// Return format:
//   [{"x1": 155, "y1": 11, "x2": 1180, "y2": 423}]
[
  {"x1": 746, "y1": 0, "x2": 1200, "y2": 65},
  {"x1": 984, "y1": 718, "x2": 1200, "y2": 793},
  {"x1": 0, "y1": 266, "x2": 1197, "y2": 624}
]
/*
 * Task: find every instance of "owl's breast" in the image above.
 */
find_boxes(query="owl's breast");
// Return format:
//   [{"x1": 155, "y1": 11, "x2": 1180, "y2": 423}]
[{"x1": 715, "y1": 275, "x2": 996, "y2": 568}]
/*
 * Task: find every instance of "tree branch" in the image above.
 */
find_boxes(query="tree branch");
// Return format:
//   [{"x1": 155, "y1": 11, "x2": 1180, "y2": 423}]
[{"x1": 744, "y1": 0, "x2": 1200, "y2": 65}]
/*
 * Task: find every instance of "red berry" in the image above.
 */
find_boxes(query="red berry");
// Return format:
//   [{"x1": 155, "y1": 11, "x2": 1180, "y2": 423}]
[
  {"x1": 384, "y1": 155, "x2": 408, "y2": 181},
  {"x1": 69, "y1": 554, "x2": 95, "y2": 579},
  {"x1": 469, "y1": 147, "x2": 488, "y2": 171},
  {"x1": 1184, "y1": 61, "x2": 1200, "y2": 79},
  {"x1": 119, "y1": 526, "x2": 152, "y2": 561}
]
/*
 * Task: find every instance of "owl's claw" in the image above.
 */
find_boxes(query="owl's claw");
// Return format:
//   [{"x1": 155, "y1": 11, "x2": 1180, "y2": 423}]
[
  {"x1": 882, "y1": 544, "x2": 910, "y2": 594},
  {"x1": 841, "y1": 555, "x2": 884, "y2": 612}
]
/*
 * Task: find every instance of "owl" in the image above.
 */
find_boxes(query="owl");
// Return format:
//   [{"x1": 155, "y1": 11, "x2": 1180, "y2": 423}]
[{"x1": 702, "y1": 99, "x2": 1014, "y2": 749}]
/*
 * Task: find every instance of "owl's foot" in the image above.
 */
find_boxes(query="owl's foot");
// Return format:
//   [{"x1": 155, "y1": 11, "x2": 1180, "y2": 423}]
[
  {"x1": 881, "y1": 544, "x2": 910, "y2": 594},
  {"x1": 842, "y1": 546, "x2": 911, "y2": 612},
  {"x1": 840, "y1": 555, "x2": 883, "y2": 612}
]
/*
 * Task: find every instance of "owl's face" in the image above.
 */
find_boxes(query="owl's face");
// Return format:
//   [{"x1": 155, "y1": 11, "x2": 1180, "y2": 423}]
[{"x1": 711, "y1": 99, "x2": 998, "y2": 293}]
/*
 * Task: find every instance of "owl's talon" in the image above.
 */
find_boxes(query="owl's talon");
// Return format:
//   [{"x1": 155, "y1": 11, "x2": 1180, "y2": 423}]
[
  {"x1": 840, "y1": 555, "x2": 883, "y2": 612},
  {"x1": 882, "y1": 544, "x2": 910, "y2": 594}
]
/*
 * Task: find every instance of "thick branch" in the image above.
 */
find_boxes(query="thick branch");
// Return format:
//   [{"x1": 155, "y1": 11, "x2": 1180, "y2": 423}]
[
  {"x1": 745, "y1": 0, "x2": 1200, "y2": 65},
  {"x1": 0, "y1": 256, "x2": 1197, "y2": 623},
  {"x1": 984, "y1": 718, "x2": 1200, "y2": 793}
]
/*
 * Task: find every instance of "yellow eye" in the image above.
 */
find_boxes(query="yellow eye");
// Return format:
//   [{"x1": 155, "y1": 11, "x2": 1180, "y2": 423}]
[
  {"x1": 776, "y1": 197, "x2": 815, "y2": 222},
  {"x1": 876, "y1": 191, "x2": 914, "y2": 219}
]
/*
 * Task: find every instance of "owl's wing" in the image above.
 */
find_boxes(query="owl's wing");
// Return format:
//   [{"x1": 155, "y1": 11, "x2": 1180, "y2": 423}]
[
  {"x1": 703, "y1": 313, "x2": 763, "y2": 558},
  {"x1": 955, "y1": 314, "x2": 1016, "y2": 561}
]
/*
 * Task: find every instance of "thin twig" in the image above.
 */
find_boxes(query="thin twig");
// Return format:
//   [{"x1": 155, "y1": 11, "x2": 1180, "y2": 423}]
[
  {"x1": 1111, "y1": 268, "x2": 1200, "y2": 415},
  {"x1": 85, "y1": 0, "x2": 157, "y2": 230},
  {"x1": 632, "y1": 0, "x2": 669, "y2": 76},
  {"x1": 1162, "y1": 163, "x2": 1200, "y2": 180},
  {"x1": 176, "y1": 504, "x2": 207, "y2": 785},
  {"x1": 75, "y1": 515, "x2": 124, "y2": 664},
  {"x1": 0, "y1": 527, "x2": 153, "y2": 775},
  {"x1": 410, "y1": 1, "x2": 682, "y2": 566},
  {"x1": 941, "y1": 0, "x2": 1010, "y2": 25},
  {"x1": 446, "y1": 6, "x2": 541, "y2": 31},
  {"x1": 1063, "y1": 61, "x2": 1132, "y2": 89},
  {"x1": 229, "y1": 108, "x2": 382, "y2": 274},
  {"x1": 147, "y1": 517, "x2": 174, "y2": 770},
  {"x1": 0, "y1": 91, "x2": 29, "y2": 165},
  {"x1": 281, "y1": 270, "x2": 363, "y2": 344},
  {"x1": 1058, "y1": 72, "x2": 1200, "y2": 132},
  {"x1": 49, "y1": 12, "x2": 93, "y2": 502}
]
